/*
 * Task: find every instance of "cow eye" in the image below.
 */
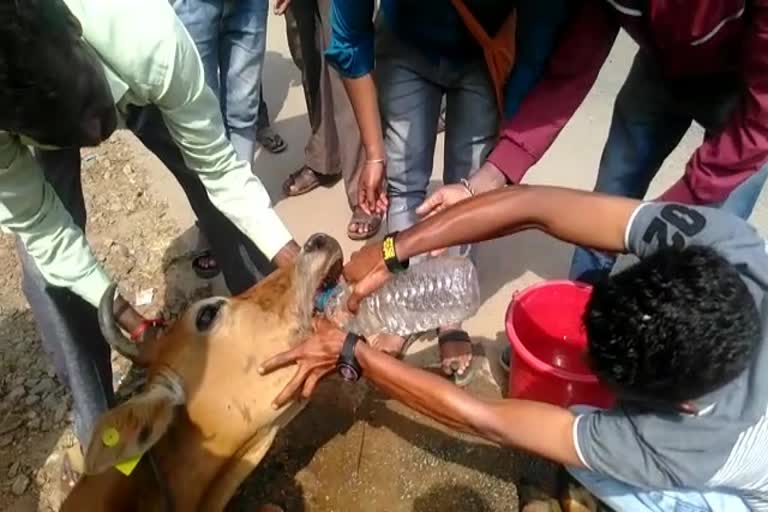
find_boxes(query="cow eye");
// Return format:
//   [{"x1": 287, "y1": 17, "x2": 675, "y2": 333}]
[{"x1": 195, "y1": 301, "x2": 223, "y2": 331}]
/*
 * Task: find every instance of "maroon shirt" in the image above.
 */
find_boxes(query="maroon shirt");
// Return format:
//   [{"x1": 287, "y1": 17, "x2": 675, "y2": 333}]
[{"x1": 487, "y1": 0, "x2": 768, "y2": 205}]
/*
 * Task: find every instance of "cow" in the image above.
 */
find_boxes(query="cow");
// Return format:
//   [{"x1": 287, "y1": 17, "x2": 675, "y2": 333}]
[{"x1": 60, "y1": 233, "x2": 343, "y2": 511}]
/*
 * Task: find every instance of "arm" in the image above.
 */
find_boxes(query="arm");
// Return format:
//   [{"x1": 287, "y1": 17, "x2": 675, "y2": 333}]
[
  {"x1": 487, "y1": 0, "x2": 619, "y2": 184},
  {"x1": 399, "y1": 186, "x2": 638, "y2": 260},
  {"x1": 501, "y1": 0, "x2": 571, "y2": 120},
  {"x1": 355, "y1": 341, "x2": 583, "y2": 466},
  {"x1": 0, "y1": 134, "x2": 149, "y2": 332},
  {"x1": 660, "y1": 1, "x2": 768, "y2": 204},
  {"x1": 150, "y1": 13, "x2": 296, "y2": 266},
  {"x1": 0, "y1": 134, "x2": 112, "y2": 307},
  {"x1": 325, "y1": 0, "x2": 387, "y2": 212}
]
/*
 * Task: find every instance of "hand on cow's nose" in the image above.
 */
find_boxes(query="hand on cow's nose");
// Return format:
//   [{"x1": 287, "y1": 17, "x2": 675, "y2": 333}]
[{"x1": 113, "y1": 294, "x2": 165, "y2": 344}]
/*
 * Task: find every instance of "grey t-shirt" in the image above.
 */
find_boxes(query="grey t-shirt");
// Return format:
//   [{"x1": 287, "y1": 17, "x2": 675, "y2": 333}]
[{"x1": 573, "y1": 202, "x2": 768, "y2": 510}]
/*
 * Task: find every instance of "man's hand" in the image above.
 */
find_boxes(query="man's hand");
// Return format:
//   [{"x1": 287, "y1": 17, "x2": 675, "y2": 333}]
[
  {"x1": 418, "y1": 161, "x2": 507, "y2": 219},
  {"x1": 358, "y1": 160, "x2": 388, "y2": 216},
  {"x1": 258, "y1": 318, "x2": 346, "y2": 409},
  {"x1": 343, "y1": 243, "x2": 392, "y2": 313},
  {"x1": 274, "y1": 0, "x2": 290, "y2": 15},
  {"x1": 272, "y1": 240, "x2": 300, "y2": 269}
]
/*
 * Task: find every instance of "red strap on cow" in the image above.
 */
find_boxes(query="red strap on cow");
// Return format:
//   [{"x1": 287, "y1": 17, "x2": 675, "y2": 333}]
[{"x1": 130, "y1": 319, "x2": 166, "y2": 342}]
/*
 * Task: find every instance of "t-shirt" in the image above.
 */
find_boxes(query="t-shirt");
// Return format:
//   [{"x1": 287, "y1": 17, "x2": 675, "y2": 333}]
[{"x1": 573, "y1": 202, "x2": 768, "y2": 510}]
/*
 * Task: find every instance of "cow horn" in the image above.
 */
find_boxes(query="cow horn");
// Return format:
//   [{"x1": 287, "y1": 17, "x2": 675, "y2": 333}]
[{"x1": 98, "y1": 283, "x2": 142, "y2": 359}]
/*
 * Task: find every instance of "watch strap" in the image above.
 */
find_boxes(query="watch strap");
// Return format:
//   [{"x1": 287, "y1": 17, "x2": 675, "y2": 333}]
[{"x1": 382, "y1": 232, "x2": 409, "y2": 274}]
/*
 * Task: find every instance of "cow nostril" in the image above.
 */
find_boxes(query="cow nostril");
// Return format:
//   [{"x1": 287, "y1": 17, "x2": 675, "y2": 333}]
[{"x1": 304, "y1": 234, "x2": 328, "y2": 252}]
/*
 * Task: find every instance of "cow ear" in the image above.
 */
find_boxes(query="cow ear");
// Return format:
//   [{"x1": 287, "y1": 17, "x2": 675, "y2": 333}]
[{"x1": 83, "y1": 372, "x2": 185, "y2": 475}]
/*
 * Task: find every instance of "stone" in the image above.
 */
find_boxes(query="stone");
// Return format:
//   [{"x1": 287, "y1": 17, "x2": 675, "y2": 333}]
[
  {"x1": 11, "y1": 474, "x2": 29, "y2": 496},
  {"x1": 24, "y1": 394, "x2": 39, "y2": 406},
  {"x1": 31, "y1": 378, "x2": 55, "y2": 395},
  {"x1": 0, "y1": 414, "x2": 23, "y2": 436},
  {"x1": 8, "y1": 461, "x2": 20, "y2": 479},
  {"x1": 8, "y1": 385, "x2": 25, "y2": 402},
  {"x1": 27, "y1": 418, "x2": 41, "y2": 431},
  {"x1": 0, "y1": 435, "x2": 12, "y2": 448},
  {"x1": 54, "y1": 403, "x2": 69, "y2": 423}
]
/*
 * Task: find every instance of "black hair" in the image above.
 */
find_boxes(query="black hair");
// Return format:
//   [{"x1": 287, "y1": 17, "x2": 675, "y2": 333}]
[
  {"x1": 584, "y1": 245, "x2": 761, "y2": 405},
  {"x1": 0, "y1": 0, "x2": 116, "y2": 147}
]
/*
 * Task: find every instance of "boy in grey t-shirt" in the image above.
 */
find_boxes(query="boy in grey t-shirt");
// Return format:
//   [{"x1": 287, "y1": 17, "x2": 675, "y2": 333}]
[
  {"x1": 570, "y1": 200, "x2": 768, "y2": 511},
  {"x1": 261, "y1": 184, "x2": 768, "y2": 511}
]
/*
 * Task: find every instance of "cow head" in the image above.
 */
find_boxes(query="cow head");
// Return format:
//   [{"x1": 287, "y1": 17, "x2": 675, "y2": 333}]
[
  {"x1": 81, "y1": 234, "x2": 343, "y2": 482},
  {"x1": 0, "y1": 0, "x2": 117, "y2": 147}
]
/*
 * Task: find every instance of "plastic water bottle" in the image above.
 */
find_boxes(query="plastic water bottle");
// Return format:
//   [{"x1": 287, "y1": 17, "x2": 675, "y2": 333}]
[{"x1": 315, "y1": 256, "x2": 480, "y2": 337}]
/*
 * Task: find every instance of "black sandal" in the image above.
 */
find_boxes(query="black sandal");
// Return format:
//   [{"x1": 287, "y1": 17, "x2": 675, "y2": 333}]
[
  {"x1": 437, "y1": 329, "x2": 475, "y2": 387},
  {"x1": 192, "y1": 250, "x2": 221, "y2": 279}
]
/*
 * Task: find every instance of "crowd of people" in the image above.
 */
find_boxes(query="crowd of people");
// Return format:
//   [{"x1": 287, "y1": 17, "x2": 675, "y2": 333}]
[{"x1": 1, "y1": 0, "x2": 768, "y2": 511}]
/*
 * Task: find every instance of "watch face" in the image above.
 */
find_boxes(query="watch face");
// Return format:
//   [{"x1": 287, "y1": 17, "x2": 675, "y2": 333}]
[{"x1": 338, "y1": 363, "x2": 359, "y2": 382}]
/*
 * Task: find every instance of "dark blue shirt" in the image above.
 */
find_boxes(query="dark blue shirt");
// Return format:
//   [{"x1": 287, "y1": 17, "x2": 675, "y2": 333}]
[{"x1": 325, "y1": 0, "x2": 571, "y2": 119}]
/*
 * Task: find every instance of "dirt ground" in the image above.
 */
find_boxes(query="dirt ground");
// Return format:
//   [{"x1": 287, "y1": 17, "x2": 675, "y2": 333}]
[{"x1": 0, "y1": 133, "x2": 552, "y2": 511}]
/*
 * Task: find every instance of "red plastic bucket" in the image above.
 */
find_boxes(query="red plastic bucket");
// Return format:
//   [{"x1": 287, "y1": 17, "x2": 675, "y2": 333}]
[{"x1": 505, "y1": 280, "x2": 615, "y2": 409}]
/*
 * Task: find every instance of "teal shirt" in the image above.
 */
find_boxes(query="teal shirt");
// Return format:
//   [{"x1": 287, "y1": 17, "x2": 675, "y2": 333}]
[{"x1": 0, "y1": 0, "x2": 292, "y2": 306}]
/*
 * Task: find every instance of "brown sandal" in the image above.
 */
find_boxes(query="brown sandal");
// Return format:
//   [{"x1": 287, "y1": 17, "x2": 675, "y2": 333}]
[
  {"x1": 347, "y1": 207, "x2": 382, "y2": 241},
  {"x1": 282, "y1": 166, "x2": 339, "y2": 197}
]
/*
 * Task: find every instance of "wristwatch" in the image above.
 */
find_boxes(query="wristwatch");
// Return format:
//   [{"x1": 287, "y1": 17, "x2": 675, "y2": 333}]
[
  {"x1": 337, "y1": 332, "x2": 364, "y2": 382},
  {"x1": 382, "y1": 232, "x2": 409, "y2": 274}
]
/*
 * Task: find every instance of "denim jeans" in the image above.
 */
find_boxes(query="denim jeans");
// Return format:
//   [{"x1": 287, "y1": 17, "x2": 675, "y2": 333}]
[
  {"x1": 375, "y1": 20, "x2": 498, "y2": 263},
  {"x1": 569, "y1": 50, "x2": 768, "y2": 283},
  {"x1": 19, "y1": 107, "x2": 274, "y2": 444},
  {"x1": 172, "y1": 0, "x2": 268, "y2": 166},
  {"x1": 568, "y1": 467, "x2": 750, "y2": 512}
]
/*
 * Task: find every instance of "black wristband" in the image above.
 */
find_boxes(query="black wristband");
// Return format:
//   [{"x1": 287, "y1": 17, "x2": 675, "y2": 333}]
[
  {"x1": 382, "y1": 232, "x2": 409, "y2": 274},
  {"x1": 337, "y1": 332, "x2": 364, "y2": 382}
]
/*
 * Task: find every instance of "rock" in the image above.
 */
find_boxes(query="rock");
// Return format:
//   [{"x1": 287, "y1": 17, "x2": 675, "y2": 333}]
[
  {"x1": 8, "y1": 385, "x2": 25, "y2": 402},
  {"x1": 31, "y1": 378, "x2": 54, "y2": 395},
  {"x1": 8, "y1": 461, "x2": 20, "y2": 479},
  {"x1": 11, "y1": 474, "x2": 29, "y2": 496},
  {"x1": 28, "y1": 418, "x2": 41, "y2": 431},
  {"x1": 0, "y1": 414, "x2": 23, "y2": 435},
  {"x1": 0, "y1": 435, "x2": 12, "y2": 448},
  {"x1": 24, "y1": 394, "x2": 39, "y2": 406},
  {"x1": 12, "y1": 375, "x2": 25, "y2": 388},
  {"x1": 54, "y1": 403, "x2": 69, "y2": 423},
  {"x1": 42, "y1": 394, "x2": 59, "y2": 412}
]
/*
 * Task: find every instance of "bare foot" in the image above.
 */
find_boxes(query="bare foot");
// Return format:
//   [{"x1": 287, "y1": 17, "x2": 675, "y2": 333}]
[{"x1": 438, "y1": 324, "x2": 473, "y2": 377}]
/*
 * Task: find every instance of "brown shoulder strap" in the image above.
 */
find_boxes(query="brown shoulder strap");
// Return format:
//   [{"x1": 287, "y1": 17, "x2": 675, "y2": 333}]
[{"x1": 450, "y1": 0, "x2": 492, "y2": 45}]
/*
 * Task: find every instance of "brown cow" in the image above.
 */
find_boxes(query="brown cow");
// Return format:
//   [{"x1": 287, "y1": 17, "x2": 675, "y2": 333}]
[{"x1": 60, "y1": 233, "x2": 343, "y2": 512}]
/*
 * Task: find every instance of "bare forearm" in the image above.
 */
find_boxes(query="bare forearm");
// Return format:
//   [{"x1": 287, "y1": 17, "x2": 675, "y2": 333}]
[
  {"x1": 397, "y1": 185, "x2": 639, "y2": 261},
  {"x1": 357, "y1": 343, "x2": 498, "y2": 435},
  {"x1": 356, "y1": 342, "x2": 582, "y2": 466},
  {"x1": 341, "y1": 74, "x2": 385, "y2": 160}
]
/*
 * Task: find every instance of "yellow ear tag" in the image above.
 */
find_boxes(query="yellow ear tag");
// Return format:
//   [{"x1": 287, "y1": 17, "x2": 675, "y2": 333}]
[
  {"x1": 101, "y1": 427, "x2": 120, "y2": 447},
  {"x1": 114, "y1": 455, "x2": 142, "y2": 476}
]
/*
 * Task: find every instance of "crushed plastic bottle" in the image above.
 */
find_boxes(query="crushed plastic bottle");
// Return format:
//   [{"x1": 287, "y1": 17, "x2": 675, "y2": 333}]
[{"x1": 315, "y1": 256, "x2": 480, "y2": 338}]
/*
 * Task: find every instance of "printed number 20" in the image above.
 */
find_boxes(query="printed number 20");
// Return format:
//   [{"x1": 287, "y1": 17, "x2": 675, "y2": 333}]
[{"x1": 642, "y1": 204, "x2": 707, "y2": 250}]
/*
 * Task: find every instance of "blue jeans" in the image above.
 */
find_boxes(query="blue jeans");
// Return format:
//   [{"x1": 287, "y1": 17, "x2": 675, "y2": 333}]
[
  {"x1": 569, "y1": 50, "x2": 768, "y2": 283},
  {"x1": 568, "y1": 467, "x2": 749, "y2": 512},
  {"x1": 375, "y1": 20, "x2": 498, "y2": 263},
  {"x1": 173, "y1": 0, "x2": 268, "y2": 166}
]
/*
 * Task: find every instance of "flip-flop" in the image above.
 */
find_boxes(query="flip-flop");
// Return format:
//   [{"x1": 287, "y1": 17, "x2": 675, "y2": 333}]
[
  {"x1": 437, "y1": 329, "x2": 475, "y2": 387},
  {"x1": 282, "y1": 167, "x2": 340, "y2": 197},
  {"x1": 347, "y1": 207, "x2": 382, "y2": 241},
  {"x1": 256, "y1": 127, "x2": 287, "y2": 154},
  {"x1": 192, "y1": 250, "x2": 220, "y2": 279},
  {"x1": 500, "y1": 345, "x2": 511, "y2": 373}
]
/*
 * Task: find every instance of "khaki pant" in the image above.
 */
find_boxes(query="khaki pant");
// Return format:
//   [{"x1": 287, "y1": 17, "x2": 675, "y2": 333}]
[{"x1": 285, "y1": 0, "x2": 363, "y2": 209}]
